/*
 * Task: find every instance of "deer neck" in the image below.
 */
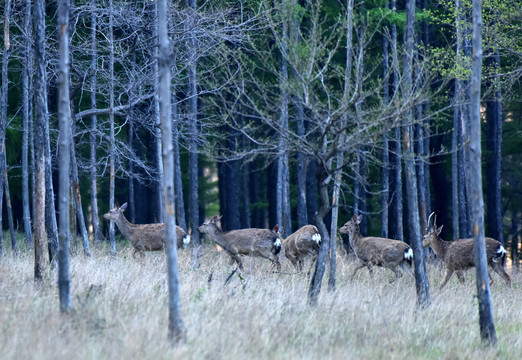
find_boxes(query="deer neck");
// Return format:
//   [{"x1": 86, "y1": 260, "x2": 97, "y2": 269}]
[
  {"x1": 349, "y1": 228, "x2": 364, "y2": 249},
  {"x1": 208, "y1": 224, "x2": 226, "y2": 247},
  {"x1": 430, "y1": 235, "x2": 449, "y2": 258},
  {"x1": 113, "y1": 213, "x2": 135, "y2": 239}
]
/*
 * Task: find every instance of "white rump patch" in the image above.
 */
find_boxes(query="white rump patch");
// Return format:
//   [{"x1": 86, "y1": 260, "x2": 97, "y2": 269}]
[
  {"x1": 404, "y1": 248, "x2": 413, "y2": 260},
  {"x1": 274, "y1": 238, "x2": 282, "y2": 248},
  {"x1": 183, "y1": 235, "x2": 191, "y2": 246},
  {"x1": 312, "y1": 233, "x2": 321, "y2": 244},
  {"x1": 497, "y1": 245, "x2": 506, "y2": 256}
]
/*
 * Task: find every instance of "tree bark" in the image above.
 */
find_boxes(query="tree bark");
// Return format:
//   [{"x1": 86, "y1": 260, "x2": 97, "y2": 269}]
[
  {"x1": 22, "y1": 0, "x2": 34, "y2": 249},
  {"x1": 108, "y1": 0, "x2": 116, "y2": 256},
  {"x1": 187, "y1": 0, "x2": 200, "y2": 245},
  {"x1": 57, "y1": 0, "x2": 73, "y2": 312},
  {"x1": 470, "y1": 0, "x2": 497, "y2": 344},
  {"x1": 89, "y1": 2, "x2": 103, "y2": 244},
  {"x1": 404, "y1": 0, "x2": 430, "y2": 306},
  {"x1": 33, "y1": 0, "x2": 48, "y2": 281},
  {"x1": 158, "y1": 0, "x2": 186, "y2": 344},
  {"x1": 485, "y1": 49, "x2": 503, "y2": 244}
]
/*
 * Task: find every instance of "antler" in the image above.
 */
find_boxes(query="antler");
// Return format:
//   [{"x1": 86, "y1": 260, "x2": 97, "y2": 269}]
[{"x1": 426, "y1": 212, "x2": 435, "y2": 233}]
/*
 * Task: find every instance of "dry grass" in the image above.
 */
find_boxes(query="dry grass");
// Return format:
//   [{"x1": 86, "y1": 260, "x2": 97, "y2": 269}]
[{"x1": 1, "y1": 241, "x2": 521, "y2": 360}]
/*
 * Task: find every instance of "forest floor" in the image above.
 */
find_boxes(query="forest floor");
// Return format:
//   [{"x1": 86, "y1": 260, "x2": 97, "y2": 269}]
[{"x1": 0, "y1": 238, "x2": 521, "y2": 360}]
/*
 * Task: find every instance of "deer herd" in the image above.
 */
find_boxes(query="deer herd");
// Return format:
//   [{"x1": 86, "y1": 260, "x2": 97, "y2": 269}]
[{"x1": 103, "y1": 203, "x2": 512, "y2": 290}]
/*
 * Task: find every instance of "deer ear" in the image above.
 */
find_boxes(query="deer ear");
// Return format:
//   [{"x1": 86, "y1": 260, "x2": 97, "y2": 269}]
[
  {"x1": 120, "y1": 203, "x2": 128, "y2": 211},
  {"x1": 437, "y1": 225, "x2": 443, "y2": 235},
  {"x1": 351, "y1": 215, "x2": 357, "y2": 222},
  {"x1": 356, "y1": 215, "x2": 362, "y2": 224},
  {"x1": 273, "y1": 224, "x2": 279, "y2": 232}
]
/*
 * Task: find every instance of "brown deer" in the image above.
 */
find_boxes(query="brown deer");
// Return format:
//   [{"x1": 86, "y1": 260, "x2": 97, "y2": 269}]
[
  {"x1": 103, "y1": 202, "x2": 190, "y2": 258},
  {"x1": 198, "y1": 215, "x2": 282, "y2": 271},
  {"x1": 422, "y1": 212, "x2": 511, "y2": 289},
  {"x1": 282, "y1": 225, "x2": 321, "y2": 272},
  {"x1": 339, "y1": 215, "x2": 414, "y2": 281}
]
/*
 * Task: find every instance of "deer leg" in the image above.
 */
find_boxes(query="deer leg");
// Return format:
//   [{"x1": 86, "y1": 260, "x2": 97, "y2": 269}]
[
  {"x1": 455, "y1": 270, "x2": 465, "y2": 283},
  {"x1": 439, "y1": 269, "x2": 454, "y2": 290},
  {"x1": 401, "y1": 261, "x2": 414, "y2": 279},
  {"x1": 350, "y1": 263, "x2": 367, "y2": 280}
]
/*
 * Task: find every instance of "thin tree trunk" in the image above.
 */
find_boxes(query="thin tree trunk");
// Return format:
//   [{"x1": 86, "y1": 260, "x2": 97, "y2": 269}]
[
  {"x1": 3, "y1": 155, "x2": 18, "y2": 255},
  {"x1": 172, "y1": 92, "x2": 187, "y2": 231},
  {"x1": 45, "y1": 113, "x2": 59, "y2": 264},
  {"x1": 404, "y1": 0, "x2": 430, "y2": 306},
  {"x1": 89, "y1": 2, "x2": 102, "y2": 244},
  {"x1": 382, "y1": 8, "x2": 390, "y2": 238},
  {"x1": 470, "y1": 0, "x2": 496, "y2": 344},
  {"x1": 22, "y1": 0, "x2": 34, "y2": 249},
  {"x1": 187, "y1": 0, "x2": 200, "y2": 245},
  {"x1": 108, "y1": 0, "x2": 116, "y2": 256},
  {"x1": 390, "y1": 0, "x2": 403, "y2": 242},
  {"x1": 33, "y1": 0, "x2": 48, "y2": 281},
  {"x1": 57, "y1": 0, "x2": 73, "y2": 312},
  {"x1": 153, "y1": 0, "x2": 164, "y2": 223},
  {"x1": 277, "y1": 0, "x2": 292, "y2": 238},
  {"x1": 0, "y1": 0, "x2": 12, "y2": 256},
  {"x1": 510, "y1": 209, "x2": 519, "y2": 271},
  {"x1": 158, "y1": 0, "x2": 186, "y2": 344},
  {"x1": 485, "y1": 49, "x2": 503, "y2": 244},
  {"x1": 452, "y1": 80, "x2": 460, "y2": 239}
]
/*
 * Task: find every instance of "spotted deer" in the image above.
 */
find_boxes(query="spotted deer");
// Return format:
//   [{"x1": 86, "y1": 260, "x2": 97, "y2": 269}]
[
  {"x1": 198, "y1": 215, "x2": 282, "y2": 271},
  {"x1": 103, "y1": 202, "x2": 190, "y2": 258},
  {"x1": 422, "y1": 212, "x2": 511, "y2": 289},
  {"x1": 282, "y1": 225, "x2": 321, "y2": 272},
  {"x1": 339, "y1": 215, "x2": 414, "y2": 281}
]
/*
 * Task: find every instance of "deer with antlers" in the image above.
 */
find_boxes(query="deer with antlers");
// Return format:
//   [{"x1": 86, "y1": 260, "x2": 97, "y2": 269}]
[
  {"x1": 339, "y1": 214, "x2": 414, "y2": 281},
  {"x1": 422, "y1": 212, "x2": 511, "y2": 289}
]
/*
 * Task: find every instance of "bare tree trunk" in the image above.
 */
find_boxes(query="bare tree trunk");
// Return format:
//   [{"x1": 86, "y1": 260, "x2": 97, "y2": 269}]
[
  {"x1": 452, "y1": 80, "x2": 460, "y2": 239},
  {"x1": 470, "y1": 0, "x2": 496, "y2": 344},
  {"x1": 485, "y1": 49, "x2": 503, "y2": 244},
  {"x1": 153, "y1": 0, "x2": 164, "y2": 223},
  {"x1": 3, "y1": 155, "x2": 18, "y2": 255},
  {"x1": 277, "y1": 0, "x2": 292, "y2": 238},
  {"x1": 172, "y1": 91, "x2": 187, "y2": 231},
  {"x1": 389, "y1": 0, "x2": 403, "y2": 242},
  {"x1": 158, "y1": 0, "x2": 186, "y2": 344},
  {"x1": 510, "y1": 208, "x2": 519, "y2": 272},
  {"x1": 404, "y1": 0, "x2": 430, "y2": 306},
  {"x1": 308, "y1": 166, "x2": 331, "y2": 305},
  {"x1": 22, "y1": 0, "x2": 34, "y2": 249},
  {"x1": 33, "y1": 0, "x2": 48, "y2": 281},
  {"x1": 45, "y1": 113, "x2": 59, "y2": 264},
  {"x1": 187, "y1": 0, "x2": 200, "y2": 245},
  {"x1": 108, "y1": 0, "x2": 116, "y2": 256},
  {"x1": 57, "y1": 0, "x2": 73, "y2": 312},
  {"x1": 89, "y1": 2, "x2": 102, "y2": 245},
  {"x1": 0, "y1": 0, "x2": 12, "y2": 256},
  {"x1": 382, "y1": 5, "x2": 390, "y2": 238}
]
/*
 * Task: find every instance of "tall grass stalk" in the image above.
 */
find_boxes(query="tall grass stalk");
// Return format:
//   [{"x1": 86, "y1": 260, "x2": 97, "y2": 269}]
[{"x1": 1, "y1": 241, "x2": 520, "y2": 359}]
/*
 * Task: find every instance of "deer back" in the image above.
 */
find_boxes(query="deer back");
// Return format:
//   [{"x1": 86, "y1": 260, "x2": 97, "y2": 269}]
[{"x1": 283, "y1": 225, "x2": 321, "y2": 260}]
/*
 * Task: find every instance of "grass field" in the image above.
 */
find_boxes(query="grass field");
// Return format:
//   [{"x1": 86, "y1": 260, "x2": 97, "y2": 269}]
[{"x1": 0, "y1": 240, "x2": 520, "y2": 360}]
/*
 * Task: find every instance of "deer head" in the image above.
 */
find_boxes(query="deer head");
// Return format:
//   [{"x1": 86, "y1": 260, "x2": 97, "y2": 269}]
[
  {"x1": 422, "y1": 212, "x2": 443, "y2": 248},
  {"x1": 103, "y1": 202, "x2": 128, "y2": 221}
]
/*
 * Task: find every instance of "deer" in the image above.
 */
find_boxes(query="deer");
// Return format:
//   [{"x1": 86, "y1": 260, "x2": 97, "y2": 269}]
[
  {"x1": 197, "y1": 215, "x2": 283, "y2": 271},
  {"x1": 103, "y1": 202, "x2": 190, "y2": 258},
  {"x1": 422, "y1": 212, "x2": 511, "y2": 290},
  {"x1": 282, "y1": 225, "x2": 321, "y2": 272},
  {"x1": 339, "y1": 214, "x2": 414, "y2": 282}
]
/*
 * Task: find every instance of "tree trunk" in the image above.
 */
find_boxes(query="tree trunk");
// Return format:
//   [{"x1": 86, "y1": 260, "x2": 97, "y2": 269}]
[
  {"x1": 510, "y1": 209, "x2": 519, "y2": 271},
  {"x1": 309, "y1": 166, "x2": 331, "y2": 305},
  {"x1": 3, "y1": 155, "x2": 18, "y2": 255},
  {"x1": 57, "y1": 0, "x2": 73, "y2": 312},
  {"x1": 108, "y1": 0, "x2": 116, "y2": 256},
  {"x1": 0, "y1": 0, "x2": 12, "y2": 256},
  {"x1": 452, "y1": 79, "x2": 460, "y2": 239},
  {"x1": 404, "y1": 0, "x2": 430, "y2": 306},
  {"x1": 382, "y1": 9, "x2": 390, "y2": 238},
  {"x1": 470, "y1": 0, "x2": 497, "y2": 344},
  {"x1": 33, "y1": 0, "x2": 48, "y2": 281},
  {"x1": 172, "y1": 92, "x2": 187, "y2": 231},
  {"x1": 22, "y1": 0, "x2": 34, "y2": 249},
  {"x1": 485, "y1": 49, "x2": 503, "y2": 244},
  {"x1": 389, "y1": 0, "x2": 403, "y2": 242},
  {"x1": 187, "y1": 0, "x2": 200, "y2": 246},
  {"x1": 45, "y1": 114, "x2": 59, "y2": 264},
  {"x1": 158, "y1": 0, "x2": 186, "y2": 344},
  {"x1": 89, "y1": 2, "x2": 103, "y2": 244},
  {"x1": 153, "y1": 0, "x2": 164, "y2": 223}
]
